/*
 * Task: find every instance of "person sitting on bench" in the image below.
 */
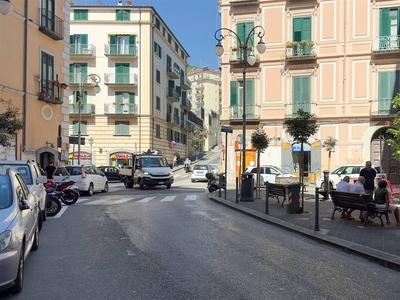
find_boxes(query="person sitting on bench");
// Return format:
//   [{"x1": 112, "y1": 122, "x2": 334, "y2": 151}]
[
  {"x1": 346, "y1": 176, "x2": 367, "y2": 221},
  {"x1": 337, "y1": 176, "x2": 351, "y2": 218},
  {"x1": 374, "y1": 179, "x2": 400, "y2": 227}
]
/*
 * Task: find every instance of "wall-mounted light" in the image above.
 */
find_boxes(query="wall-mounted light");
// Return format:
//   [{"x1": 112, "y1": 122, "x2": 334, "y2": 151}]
[{"x1": 0, "y1": 0, "x2": 13, "y2": 16}]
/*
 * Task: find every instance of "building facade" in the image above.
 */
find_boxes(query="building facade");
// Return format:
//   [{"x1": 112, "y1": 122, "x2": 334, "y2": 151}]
[
  {"x1": 219, "y1": 0, "x2": 400, "y2": 183},
  {"x1": 69, "y1": 4, "x2": 193, "y2": 167},
  {"x1": 0, "y1": 0, "x2": 70, "y2": 166},
  {"x1": 188, "y1": 67, "x2": 222, "y2": 151}
]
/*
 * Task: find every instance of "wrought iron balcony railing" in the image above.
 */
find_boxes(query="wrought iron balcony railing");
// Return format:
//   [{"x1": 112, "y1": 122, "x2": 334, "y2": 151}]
[
  {"x1": 69, "y1": 104, "x2": 96, "y2": 115},
  {"x1": 372, "y1": 36, "x2": 400, "y2": 53},
  {"x1": 70, "y1": 44, "x2": 96, "y2": 56},
  {"x1": 39, "y1": 8, "x2": 64, "y2": 40},
  {"x1": 229, "y1": 105, "x2": 260, "y2": 120},
  {"x1": 104, "y1": 73, "x2": 138, "y2": 85},
  {"x1": 285, "y1": 42, "x2": 317, "y2": 59},
  {"x1": 104, "y1": 44, "x2": 138, "y2": 57},
  {"x1": 104, "y1": 103, "x2": 138, "y2": 115}
]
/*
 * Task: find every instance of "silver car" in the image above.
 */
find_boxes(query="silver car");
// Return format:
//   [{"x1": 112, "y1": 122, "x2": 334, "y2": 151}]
[{"x1": 0, "y1": 168, "x2": 39, "y2": 294}]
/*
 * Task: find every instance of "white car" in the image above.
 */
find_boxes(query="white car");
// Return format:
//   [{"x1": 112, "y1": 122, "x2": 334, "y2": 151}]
[
  {"x1": 316, "y1": 164, "x2": 387, "y2": 190},
  {"x1": 191, "y1": 164, "x2": 212, "y2": 182},
  {"x1": 245, "y1": 165, "x2": 296, "y2": 188},
  {"x1": 64, "y1": 165, "x2": 108, "y2": 196}
]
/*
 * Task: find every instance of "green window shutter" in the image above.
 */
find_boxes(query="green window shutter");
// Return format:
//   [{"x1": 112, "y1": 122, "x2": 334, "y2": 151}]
[
  {"x1": 81, "y1": 64, "x2": 88, "y2": 83},
  {"x1": 116, "y1": 10, "x2": 122, "y2": 21},
  {"x1": 378, "y1": 72, "x2": 389, "y2": 100},
  {"x1": 302, "y1": 17, "x2": 311, "y2": 41},
  {"x1": 110, "y1": 35, "x2": 117, "y2": 54},
  {"x1": 82, "y1": 91, "x2": 88, "y2": 105},
  {"x1": 301, "y1": 76, "x2": 311, "y2": 104},
  {"x1": 123, "y1": 10, "x2": 130, "y2": 21},
  {"x1": 129, "y1": 93, "x2": 135, "y2": 104},
  {"x1": 72, "y1": 121, "x2": 78, "y2": 135},
  {"x1": 245, "y1": 21, "x2": 254, "y2": 47},
  {"x1": 70, "y1": 35, "x2": 75, "y2": 54},
  {"x1": 230, "y1": 81, "x2": 238, "y2": 106},
  {"x1": 292, "y1": 77, "x2": 302, "y2": 114},
  {"x1": 293, "y1": 18, "x2": 302, "y2": 42},
  {"x1": 69, "y1": 64, "x2": 74, "y2": 83},
  {"x1": 245, "y1": 79, "x2": 255, "y2": 105},
  {"x1": 379, "y1": 8, "x2": 390, "y2": 37},
  {"x1": 293, "y1": 76, "x2": 311, "y2": 114},
  {"x1": 123, "y1": 122, "x2": 129, "y2": 135},
  {"x1": 237, "y1": 22, "x2": 245, "y2": 47},
  {"x1": 74, "y1": 10, "x2": 81, "y2": 20},
  {"x1": 115, "y1": 63, "x2": 129, "y2": 83},
  {"x1": 81, "y1": 10, "x2": 88, "y2": 20},
  {"x1": 81, "y1": 34, "x2": 88, "y2": 50},
  {"x1": 115, "y1": 92, "x2": 123, "y2": 114},
  {"x1": 81, "y1": 121, "x2": 87, "y2": 135},
  {"x1": 129, "y1": 36, "x2": 136, "y2": 54}
]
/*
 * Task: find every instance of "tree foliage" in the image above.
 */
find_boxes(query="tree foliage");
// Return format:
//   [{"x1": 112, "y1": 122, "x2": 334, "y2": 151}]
[
  {"x1": 386, "y1": 93, "x2": 400, "y2": 160},
  {"x1": 0, "y1": 99, "x2": 24, "y2": 147},
  {"x1": 251, "y1": 126, "x2": 270, "y2": 197},
  {"x1": 322, "y1": 136, "x2": 337, "y2": 171},
  {"x1": 191, "y1": 125, "x2": 205, "y2": 159},
  {"x1": 187, "y1": 65, "x2": 198, "y2": 72}
]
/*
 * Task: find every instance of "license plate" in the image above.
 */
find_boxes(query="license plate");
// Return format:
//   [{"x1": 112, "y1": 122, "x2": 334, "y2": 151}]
[
  {"x1": 198, "y1": 171, "x2": 205, "y2": 174},
  {"x1": 158, "y1": 182, "x2": 165, "y2": 185}
]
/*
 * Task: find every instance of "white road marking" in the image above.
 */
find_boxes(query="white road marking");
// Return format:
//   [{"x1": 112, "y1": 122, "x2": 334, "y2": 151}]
[
  {"x1": 48, "y1": 206, "x2": 68, "y2": 219},
  {"x1": 137, "y1": 197, "x2": 155, "y2": 203},
  {"x1": 77, "y1": 198, "x2": 90, "y2": 203},
  {"x1": 83, "y1": 199, "x2": 109, "y2": 205},
  {"x1": 185, "y1": 195, "x2": 197, "y2": 201},
  {"x1": 112, "y1": 198, "x2": 135, "y2": 204},
  {"x1": 160, "y1": 196, "x2": 176, "y2": 202}
]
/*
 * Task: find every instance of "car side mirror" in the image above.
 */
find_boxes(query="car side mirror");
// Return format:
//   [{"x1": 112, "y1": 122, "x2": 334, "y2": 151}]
[{"x1": 20, "y1": 200, "x2": 31, "y2": 210}]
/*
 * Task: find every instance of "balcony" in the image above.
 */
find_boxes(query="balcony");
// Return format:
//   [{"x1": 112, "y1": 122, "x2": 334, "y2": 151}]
[
  {"x1": 70, "y1": 44, "x2": 96, "y2": 57},
  {"x1": 229, "y1": 105, "x2": 261, "y2": 122},
  {"x1": 181, "y1": 78, "x2": 192, "y2": 90},
  {"x1": 69, "y1": 74, "x2": 100, "y2": 86},
  {"x1": 104, "y1": 103, "x2": 138, "y2": 115},
  {"x1": 181, "y1": 97, "x2": 192, "y2": 110},
  {"x1": 69, "y1": 104, "x2": 96, "y2": 115},
  {"x1": 284, "y1": 103, "x2": 317, "y2": 118},
  {"x1": 39, "y1": 8, "x2": 64, "y2": 40},
  {"x1": 166, "y1": 63, "x2": 180, "y2": 79},
  {"x1": 195, "y1": 84, "x2": 204, "y2": 91},
  {"x1": 104, "y1": 73, "x2": 138, "y2": 87},
  {"x1": 285, "y1": 42, "x2": 317, "y2": 60},
  {"x1": 38, "y1": 90, "x2": 63, "y2": 105},
  {"x1": 229, "y1": 47, "x2": 260, "y2": 65},
  {"x1": 370, "y1": 99, "x2": 397, "y2": 118},
  {"x1": 181, "y1": 120, "x2": 194, "y2": 131},
  {"x1": 229, "y1": 0, "x2": 259, "y2": 5},
  {"x1": 372, "y1": 36, "x2": 400, "y2": 54},
  {"x1": 166, "y1": 87, "x2": 180, "y2": 102},
  {"x1": 173, "y1": 116, "x2": 180, "y2": 126},
  {"x1": 104, "y1": 44, "x2": 138, "y2": 58}
]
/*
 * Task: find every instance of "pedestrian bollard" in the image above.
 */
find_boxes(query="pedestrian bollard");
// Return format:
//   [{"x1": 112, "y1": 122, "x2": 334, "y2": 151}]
[
  {"x1": 265, "y1": 181, "x2": 269, "y2": 215},
  {"x1": 235, "y1": 177, "x2": 239, "y2": 204},
  {"x1": 218, "y1": 173, "x2": 222, "y2": 198},
  {"x1": 314, "y1": 187, "x2": 320, "y2": 231},
  {"x1": 322, "y1": 170, "x2": 330, "y2": 201}
]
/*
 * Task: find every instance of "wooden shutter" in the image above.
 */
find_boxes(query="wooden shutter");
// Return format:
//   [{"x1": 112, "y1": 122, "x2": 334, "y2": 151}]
[
  {"x1": 230, "y1": 81, "x2": 238, "y2": 106},
  {"x1": 245, "y1": 79, "x2": 255, "y2": 117},
  {"x1": 292, "y1": 77, "x2": 302, "y2": 114},
  {"x1": 379, "y1": 8, "x2": 390, "y2": 37},
  {"x1": 81, "y1": 121, "x2": 87, "y2": 135},
  {"x1": 129, "y1": 36, "x2": 136, "y2": 54},
  {"x1": 70, "y1": 35, "x2": 75, "y2": 54},
  {"x1": 293, "y1": 18, "x2": 302, "y2": 42},
  {"x1": 81, "y1": 34, "x2": 88, "y2": 50},
  {"x1": 123, "y1": 10, "x2": 130, "y2": 20},
  {"x1": 72, "y1": 121, "x2": 78, "y2": 135},
  {"x1": 237, "y1": 22, "x2": 245, "y2": 47},
  {"x1": 302, "y1": 17, "x2": 311, "y2": 41},
  {"x1": 69, "y1": 63, "x2": 74, "y2": 83},
  {"x1": 81, "y1": 10, "x2": 88, "y2": 20},
  {"x1": 110, "y1": 35, "x2": 117, "y2": 54},
  {"x1": 116, "y1": 10, "x2": 122, "y2": 21},
  {"x1": 245, "y1": 21, "x2": 254, "y2": 46}
]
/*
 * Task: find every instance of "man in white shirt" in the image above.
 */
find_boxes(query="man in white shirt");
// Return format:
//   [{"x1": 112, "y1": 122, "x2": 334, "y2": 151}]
[
  {"x1": 346, "y1": 176, "x2": 367, "y2": 221},
  {"x1": 336, "y1": 176, "x2": 351, "y2": 192}
]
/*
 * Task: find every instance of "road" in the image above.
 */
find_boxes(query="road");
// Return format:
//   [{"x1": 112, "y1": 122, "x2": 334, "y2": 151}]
[{"x1": 1, "y1": 153, "x2": 399, "y2": 299}]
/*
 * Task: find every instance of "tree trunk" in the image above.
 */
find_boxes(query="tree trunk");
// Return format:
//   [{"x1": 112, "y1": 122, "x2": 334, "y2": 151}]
[{"x1": 256, "y1": 150, "x2": 261, "y2": 199}]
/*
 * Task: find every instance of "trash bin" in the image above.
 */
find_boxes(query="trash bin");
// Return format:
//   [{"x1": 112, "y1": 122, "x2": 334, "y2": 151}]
[
  {"x1": 240, "y1": 173, "x2": 254, "y2": 202},
  {"x1": 286, "y1": 183, "x2": 301, "y2": 214}
]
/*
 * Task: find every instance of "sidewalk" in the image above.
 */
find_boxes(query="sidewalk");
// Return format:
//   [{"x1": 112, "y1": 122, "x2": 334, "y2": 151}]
[{"x1": 209, "y1": 183, "x2": 400, "y2": 271}]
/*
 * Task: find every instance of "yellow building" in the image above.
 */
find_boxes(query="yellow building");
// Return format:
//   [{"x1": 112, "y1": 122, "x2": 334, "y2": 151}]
[
  {"x1": 0, "y1": 0, "x2": 70, "y2": 166},
  {"x1": 219, "y1": 0, "x2": 400, "y2": 183}
]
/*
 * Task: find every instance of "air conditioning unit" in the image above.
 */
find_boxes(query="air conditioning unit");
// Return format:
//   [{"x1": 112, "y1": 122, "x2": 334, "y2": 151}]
[{"x1": 83, "y1": 48, "x2": 92, "y2": 55}]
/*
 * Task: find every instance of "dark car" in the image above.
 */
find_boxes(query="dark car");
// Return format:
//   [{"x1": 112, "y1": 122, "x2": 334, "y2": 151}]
[{"x1": 99, "y1": 166, "x2": 121, "y2": 181}]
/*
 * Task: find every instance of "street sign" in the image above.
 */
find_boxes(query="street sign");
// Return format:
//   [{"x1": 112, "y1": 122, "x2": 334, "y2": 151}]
[
  {"x1": 69, "y1": 136, "x2": 85, "y2": 145},
  {"x1": 221, "y1": 126, "x2": 233, "y2": 133}
]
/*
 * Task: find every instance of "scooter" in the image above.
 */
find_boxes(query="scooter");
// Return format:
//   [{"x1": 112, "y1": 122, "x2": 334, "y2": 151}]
[
  {"x1": 184, "y1": 163, "x2": 191, "y2": 173},
  {"x1": 44, "y1": 179, "x2": 79, "y2": 205},
  {"x1": 206, "y1": 172, "x2": 226, "y2": 193},
  {"x1": 45, "y1": 189, "x2": 63, "y2": 217}
]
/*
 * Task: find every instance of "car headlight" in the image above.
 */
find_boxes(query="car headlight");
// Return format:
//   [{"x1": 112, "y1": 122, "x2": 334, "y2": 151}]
[
  {"x1": 169, "y1": 171, "x2": 172, "y2": 175},
  {"x1": 143, "y1": 172, "x2": 150, "y2": 175},
  {"x1": 0, "y1": 231, "x2": 12, "y2": 253}
]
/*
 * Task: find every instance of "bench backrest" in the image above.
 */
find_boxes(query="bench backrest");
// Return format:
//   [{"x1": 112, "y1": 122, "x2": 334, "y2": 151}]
[
  {"x1": 267, "y1": 183, "x2": 286, "y2": 193},
  {"x1": 329, "y1": 191, "x2": 374, "y2": 210}
]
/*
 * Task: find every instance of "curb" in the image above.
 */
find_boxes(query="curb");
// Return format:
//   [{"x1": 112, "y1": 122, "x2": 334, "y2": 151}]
[{"x1": 208, "y1": 194, "x2": 400, "y2": 271}]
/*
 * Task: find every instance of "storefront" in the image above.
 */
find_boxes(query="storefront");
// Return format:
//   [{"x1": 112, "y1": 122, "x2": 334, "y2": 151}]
[
  {"x1": 110, "y1": 152, "x2": 133, "y2": 168},
  {"x1": 69, "y1": 152, "x2": 91, "y2": 165}
]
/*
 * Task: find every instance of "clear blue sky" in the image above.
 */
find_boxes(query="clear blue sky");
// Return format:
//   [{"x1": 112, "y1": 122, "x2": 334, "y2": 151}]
[{"x1": 75, "y1": 0, "x2": 221, "y2": 70}]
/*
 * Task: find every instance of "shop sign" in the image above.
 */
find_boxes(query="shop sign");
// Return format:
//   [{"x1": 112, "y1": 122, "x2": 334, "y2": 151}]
[
  {"x1": 69, "y1": 153, "x2": 91, "y2": 159},
  {"x1": 111, "y1": 153, "x2": 132, "y2": 159}
]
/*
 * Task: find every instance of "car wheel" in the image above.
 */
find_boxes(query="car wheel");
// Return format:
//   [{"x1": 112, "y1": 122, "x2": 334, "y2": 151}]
[
  {"x1": 191, "y1": 179, "x2": 195, "y2": 183},
  {"x1": 102, "y1": 182, "x2": 109, "y2": 193},
  {"x1": 139, "y1": 180, "x2": 144, "y2": 190},
  {"x1": 124, "y1": 178, "x2": 133, "y2": 188},
  {"x1": 38, "y1": 209, "x2": 43, "y2": 232},
  {"x1": 167, "y1": 184, "x2": 171, "y2": 189},
  {"x1": 9, "y1": 243, "x2": 25, "y2": 294},
  {"x1": 87, "y1": 183, "x2": 94, "y2": 196},
  {"x1": 42, "y1": 207, "x2": 47, "y2": 222},
  {"x1": 32, "y1": 222, "x2": 39, "y2": 251}
]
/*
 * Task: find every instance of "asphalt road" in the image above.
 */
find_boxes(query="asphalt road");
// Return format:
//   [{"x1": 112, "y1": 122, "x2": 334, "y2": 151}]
[{"x1": 2, "y1": 153, "x2": 400, "y2": 299}]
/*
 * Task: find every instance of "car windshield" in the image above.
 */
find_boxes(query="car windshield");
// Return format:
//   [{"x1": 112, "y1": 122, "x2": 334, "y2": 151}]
[
  {"x1": 273, "y1": 166, "x2": 291, "y2": 175},
  {"x1": 194, "y1": 165, "x2": 208, "y2": 170},
  {"x1": 54, "y1": 166, "x2": 70, "y2": 177},
  {"x1": 65, "y1": 166, "x2": 82, "y2": 176},
  {"x1": 331, "y1": 167, "x2": 345, "y2": 175},
  {"x1": 140, "y1": 157, "x2": 168, "y2": 168},
  {"x1": 374, "y1": 166, "x2": 381, "y2": 173},
  {"x1": 0, "y1": 165, "x2": 33, "y2": 185},
  {"x1": 0, "y1": 175, "x2": 12, "y2": 209}
]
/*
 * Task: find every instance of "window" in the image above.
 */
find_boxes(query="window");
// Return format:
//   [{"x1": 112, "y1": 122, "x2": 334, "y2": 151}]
[
  {"x1": 109, "y1": 35, "x2": 136, "y2": 55},
  {"x1": 230, "y1": 79, "x2": 255, "y2": 117},
  {"x1": 174, "y1": 131, "x2": 180, "y2": 143},
  {"x1": 156, "y1": 124, "x2": 161, "y2": 138},
  {"x1": 293, "y1": 17, "x2": 312, "y2": 54},
  {"x1": 116, "y1": 9, "x2": 130, "y2": 21},
  {"x1": 74, "y1": 9, "x2": 88, "y2": 20},
  {"x1": 40, "y1": 0, "x2": 64, "y2": 40},
  {"x1": 236, "y1": 21, "x2": 254, "y2": 58},
  {"x1": 69, "y1": 63, "x2": 88, "y2": 84},
  {"x1": 72, "y1": 91, "x2": 87, "y2": 105},
  {"x1": 292, "y1": 76, "x2": 311, "y2": 115},
  {"x1": 115, "y1": 63, "x2": 130, "y2": 83},
  {"x1": 378, "y1": 71, "x2": 399, "y2": 114},
  {"x1": 70, "y1": 34, "x2": 88, "y2": 54},
  {"x1": 168, "y1": 34, "x2": 172, "y2": 44},
  {"x1": 156, "y1": 96, "x2": 161, "y2": 110},
  {"x1": 379, "y1": 8, "x2": 400, "y2": 49},
  {"x1": 209, "y1": 115, "x2": 212, "y2": 126},
  {"x1": 156, "y1": 70, "x2": 161, "y2": 83},
  {"x1": 167, "y1": 128, "x2": 173, "y2": 140},
  {"x1": 181, "y1": 50, "x2": 185, "y2": 60},
  {"x1": 182, "y1": 134, "x2": 187, "y2": 144},
  {"x1": 115, "y1": 92, "x2": 135, "y2": 114},
  {"x1": 175, "y1": 42, "x2": 179, "y2": 53},
  {"x1": 115, "y1": 121, "x2": 130, "y2": 135},
  {"x1": 155, "y1": 18, "x2": 160, "y2": 30},
  {"x1": 41, "y1": 51, "x2": 55, "y2": 98},
  {"x1": 154, "y1": 42, "x2": 162, "y2": 58},
  {"x1": 163, "y1": 27, "x2": 165, "y2": 36},
  {"x1": 72, "y1": 120, "x2": 87, "y2": 135}
]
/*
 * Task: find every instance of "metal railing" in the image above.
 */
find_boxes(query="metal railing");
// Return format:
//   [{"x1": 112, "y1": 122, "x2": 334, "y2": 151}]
[
  {"x1": 69, "y1": 104, "x2": 96, "y2": 115},
  {"x1": 70, "y1": 44, "x2": 96, "y2": 55},
  {"x1": 39, "y1": 8, "x2": 64, "y2": 40},
  {"x1": 229, "y1": 105, "x2": 261, "y2": 120},
  {"x1": 285, "y1": 43, "x2": 317, "y2": 59},
  {"x1": 104, "y1": 103, "x2": 137, "y2": 115},
  {"x1": 104, "y1": 73, "x2": 138, "y2": 85},
  {"x1": 104, "y1": 44, "x2": 137, "y2": 56},
  {"x1": 372, "y1": 36, "x2": 400, "y2": 52}
]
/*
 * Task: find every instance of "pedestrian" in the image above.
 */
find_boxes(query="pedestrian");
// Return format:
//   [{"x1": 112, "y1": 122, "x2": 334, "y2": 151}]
[
  {"x1": 336, "y1": 176, "x2": 351, "y2": 192},
  {"x1": 360, "y1": 161, "x2": 376, "y2": 196},
  {"x1": 184, "y1": 158, "x2": 191, "y2": 173},
  {"x1": 345, "y1": 176, "x2": 367, "y2": 221},
  {"x1": 374, "y1": 179, "x2": 400, "y2": 227},
  {"x1": 44, "y1": 161, "x2": 56, "y2": 180},
  {"x1": 173, "y1": 154, "x2": 177, "y2": 168}
]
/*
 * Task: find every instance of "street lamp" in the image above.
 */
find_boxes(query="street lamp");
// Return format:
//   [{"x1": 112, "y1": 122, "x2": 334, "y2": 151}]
[
  {"x1": 78, "y1": 72, "x2": 101, "y2": 165},
  {"x1": 0, "y1": 0, "x2": 12, "y2": 15},
  {"x1": 89, "y1": 137, "x2": 94, "y2": 165},
  {"x1": 378, "y1": 132, "x2": 385, "y2": 173},
  {"x1": 214, "y1": 24, "x2": 266, "y2": 175}
]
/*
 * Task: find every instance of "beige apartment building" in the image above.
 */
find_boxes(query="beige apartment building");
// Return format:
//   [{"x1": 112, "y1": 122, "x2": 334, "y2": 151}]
[
  {"x1": 188, "y1": 67, "x2": 222, "y2": 151},
  {"x1": 69, "y1": 3, "x2": 195, "y2": 167},
  {"x1": 0, "y1": 0, "x2": 70, "y2": 166},
  {"x1": 219, "y1": 0, "x2": 400, "y2": 183}
]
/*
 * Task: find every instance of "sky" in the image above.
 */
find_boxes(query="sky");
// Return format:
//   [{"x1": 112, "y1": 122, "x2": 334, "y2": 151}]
[{"x1": 75, "y1": 0, "x2": 222, "y2": 70}]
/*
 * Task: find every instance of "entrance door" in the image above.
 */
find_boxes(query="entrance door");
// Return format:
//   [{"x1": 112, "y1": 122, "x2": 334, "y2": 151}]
[{"x1": 40, "y1": 152, "x2": 55, "y2": 171}]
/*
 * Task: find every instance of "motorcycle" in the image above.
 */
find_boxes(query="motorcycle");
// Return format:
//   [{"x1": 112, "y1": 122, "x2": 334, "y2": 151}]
[
  {"x1": 184, "y1": 163, "x2": 191, "y2": 173},
  {"x1": 44, "y1": 179, "x2": 79, "y2": 205},
  {"x1": 45, "y1": 189, "x2": 63, "y2": 217},
  {"x1": 206, "y1": 172, "x2": 226, "y2": 193}
]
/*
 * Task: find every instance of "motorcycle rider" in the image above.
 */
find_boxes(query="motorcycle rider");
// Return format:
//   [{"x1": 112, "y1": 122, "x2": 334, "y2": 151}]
[{"x1": 184, "y1": 158, "x2": 191, "y2": 173}]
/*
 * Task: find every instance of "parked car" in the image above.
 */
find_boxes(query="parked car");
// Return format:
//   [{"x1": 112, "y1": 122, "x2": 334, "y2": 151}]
[
  {"x1": 53, "y1": 166, "x2": 72, "y2": 183},
  {"x1": 316, "y1": 164, "x2": 387, "y2": 190},
  {"x1": 191, "y1": 164, "x2": 213, "y2": 182},
  {"x1": 245, "y1": 165, "x2": 296, "y2": 188},
  {"x1": 64, "y1": 165, "x2": 109, "y2": 196},
  {"x1": 0, "y1": 160, "x2": 47, "y2": 231},
  {"x1": 98, "y1": 166, "x2": 122, "y2": 181},
  {"x1": 0, "y1": 168, "x2": 39, "y2": 294},
  {"x1": 209, "y1": 164, "x2": 220, "y2": 175}
]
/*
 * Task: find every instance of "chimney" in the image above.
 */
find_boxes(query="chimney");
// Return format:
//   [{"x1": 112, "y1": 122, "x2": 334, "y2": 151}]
[{"x1": 127, "y1": 0, "x2": 132, "y2": 5}]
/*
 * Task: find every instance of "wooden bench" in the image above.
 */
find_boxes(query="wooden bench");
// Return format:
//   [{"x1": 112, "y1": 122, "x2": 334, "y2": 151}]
[
  {"x1": 329, "y1": 190, "x2": 390, "y2": 226},
  {"x1": 387, "y1": 180, "x2": 400, "y2": 204},
  {"x1": 266, "y1": 182, "x2": 286, "y2": 207}
]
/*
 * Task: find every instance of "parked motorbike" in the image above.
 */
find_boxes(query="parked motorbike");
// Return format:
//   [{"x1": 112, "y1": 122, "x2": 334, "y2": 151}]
[
  {"x1": 44, "y1": 179, "x2": 79, "y2": 205},
  {"x1": 46, "y1": 189, "x2": 63, "y2": 217},
  {"x1": 206, "y1": 172, "x2": 226, "y2": 193}
]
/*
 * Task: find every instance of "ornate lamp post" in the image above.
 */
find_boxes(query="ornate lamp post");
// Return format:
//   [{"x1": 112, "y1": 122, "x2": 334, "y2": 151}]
[
  {"x1": 214, "y1": 24, "x2": 266, "y2": 175},
  {"x1": 89, "y1": 137, "x2": 94, "y2": 165},
  {"x1": 78, "y1": 72, "x2": 101, "y2": 165}
]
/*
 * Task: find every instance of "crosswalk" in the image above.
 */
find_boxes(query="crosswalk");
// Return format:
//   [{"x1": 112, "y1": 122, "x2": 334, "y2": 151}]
[{"x1": 80, "y1": 194, "x2": 200, "y2": 206}]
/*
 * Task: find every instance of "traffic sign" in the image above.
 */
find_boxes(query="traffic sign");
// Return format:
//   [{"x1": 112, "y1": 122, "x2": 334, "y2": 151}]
[
  {"x1": 69, "y1": 136, "x2": 85, "y2": 145},
  {"x1": 221, "y1": 126, "x2": 233, "y2": 133}
]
